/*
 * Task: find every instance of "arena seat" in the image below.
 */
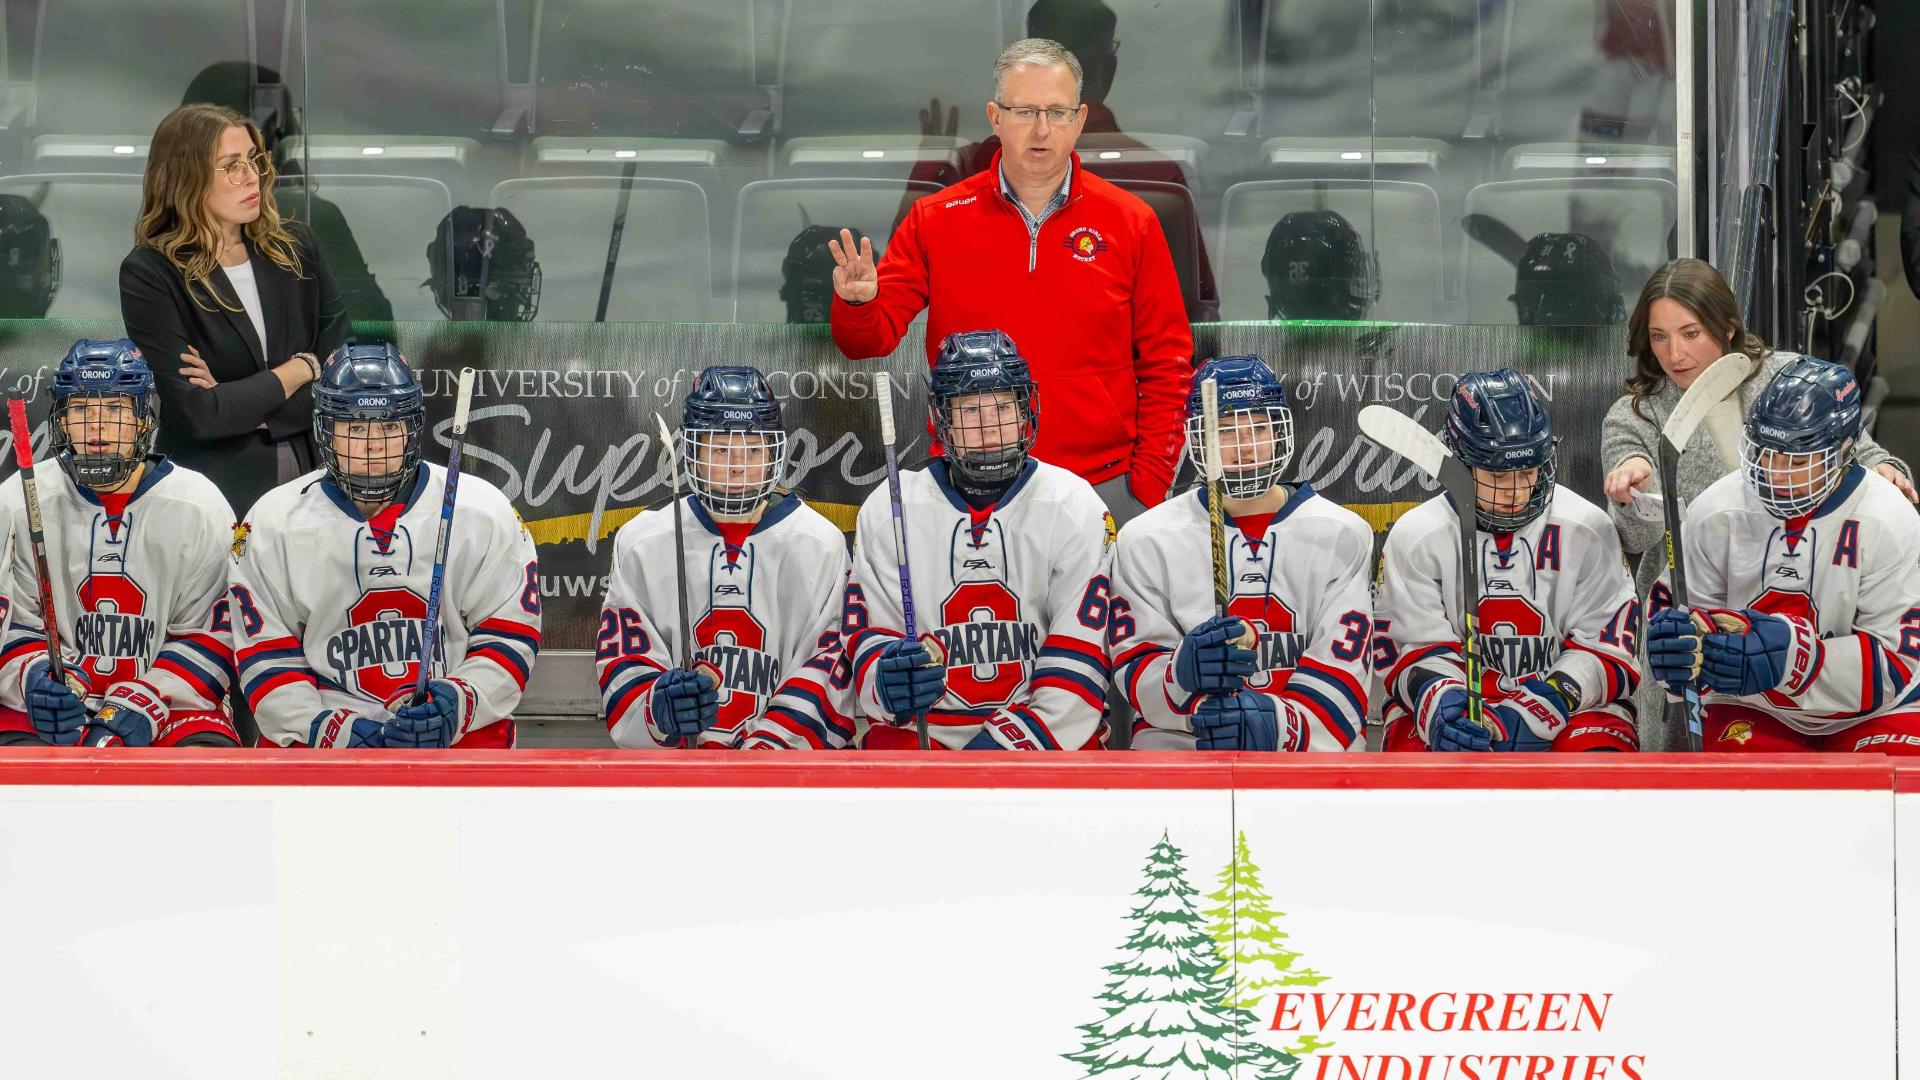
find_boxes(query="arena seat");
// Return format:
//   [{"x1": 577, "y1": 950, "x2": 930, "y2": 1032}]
[
  {"x1": 1111, "y1": 179, "x2": 1202, "y2": 320},
  {"x1": 1218, "y1": 179, "x2": 1444, "y2": 323},
  {"x1": 1460, "y1": 176, "x2": 1675, "y2": 324},
  {"x1": 275, "y1": 136, "x2": 481, "y2": 205},
  {"x1": 1093, "y1": 0, "x2": 1254, "y2": 144},
  {"x1": 730, "y1": 177, "x2": 937, "y2": 324},
  {"x1": 289, "y1": 0, "x2": 506, "y2": 137},
  {"x1": 531, "y1": 0, "x2": 771, "y2": 142},
  {"x1": 1499, "y1": 142, "x2": 1677, "y2": 182},
  {"x1": 777, "y1": 136, "x2": 967, "y2": 188},
  {"x1": 489, "y1": 176, "x2": 714, "y2": 322},
  {"x1": 1255, "y1": 136, "x2": 1452, "y2": 189},
  {"x1": 29, "y1": 0, "x2": 253, "y2": 140},
  {"x1": 24, "y1": 135, "x2": 151, "y2": 175},
  {"x1": 0, "y1": 172, "x2": 139, "y2": 318},
  {"x1": 275, "y1": 175, "x2": 456, "y2": 321},
  {"x1": 778, "y1": 0, "x2": 1006, "y2": 143}
]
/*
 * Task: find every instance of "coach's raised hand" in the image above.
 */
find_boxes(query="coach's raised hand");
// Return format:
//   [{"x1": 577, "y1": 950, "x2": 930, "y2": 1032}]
[{"x1": 828, "y1": 227, "x2": 878, "y2": 304}]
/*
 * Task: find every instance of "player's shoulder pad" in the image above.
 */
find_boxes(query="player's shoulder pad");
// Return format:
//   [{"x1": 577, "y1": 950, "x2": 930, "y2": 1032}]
[
  {"x1": 449, "y1": 471, "x2": 530, "y2": 539},
  {"x1": 238, "y1": 471, "x2": 325, "y2": 538},
  {"x1": 1381, "y1": 493, "x2": 1455, "y2": 549},
  {"x1": 1545, "y1": 484, "x2": 1620, "y2": 543},
  {"x1": 781, "y1": 496, "x2": 858, "y2": 550},
  {"x1": 148, "y1": 461, "x2": 238, "y2": 526},
  {"x1": 1848, "y1": 470, "x2": 1920, "y2": 549},
  {"x1": 1687, "y1": 469, "x2": 1751, "y2": 523},
  {"x1": 1113, "y1": 486, "x2": 1198, "y2": 547}
]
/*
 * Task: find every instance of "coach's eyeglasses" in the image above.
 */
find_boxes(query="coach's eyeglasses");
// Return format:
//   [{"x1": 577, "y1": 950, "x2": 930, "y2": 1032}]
[
  {"x1": 218, "y1": 152, "x2": 272, "y2": 185},
  {"x1": 993, "y1": 103, "x2": 1082, "y2": 126}
]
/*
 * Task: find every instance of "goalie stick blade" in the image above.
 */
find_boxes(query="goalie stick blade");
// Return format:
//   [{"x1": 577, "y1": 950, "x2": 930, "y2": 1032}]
[
  {"x1": 1358, "y1": 404, "x2": 1450, "y2": 482},
  {"x1": 1661, "y1": 352, "x2": 1754, "y2": 448}
]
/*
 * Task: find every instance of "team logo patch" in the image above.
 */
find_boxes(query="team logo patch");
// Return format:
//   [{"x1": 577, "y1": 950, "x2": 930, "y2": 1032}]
[
  {"x1": 1102, "y1": 511, "x2": 1117, "y2": 551},
  {"x1": 1064, "y1": 226, "x2": 1108, "y2": 263},
  {"x1": 230, "y1": 522, "x2": 251, "y2": 557},
  {"x1": 1720, "y1": 720, "x2": 1753, "y2": 745}
]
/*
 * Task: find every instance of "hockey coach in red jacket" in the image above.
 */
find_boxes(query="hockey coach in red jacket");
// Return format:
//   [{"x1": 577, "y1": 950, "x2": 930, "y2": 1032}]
[{"x1": 828, "y1": 37, "x2": 1192, "y2": 522}]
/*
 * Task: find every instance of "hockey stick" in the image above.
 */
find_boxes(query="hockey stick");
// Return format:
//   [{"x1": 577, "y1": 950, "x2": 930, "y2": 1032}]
[
  {"x1": 875, "y1": 372, "x2": 937, "y2": 750},
  {"x1": 594, "y1": 161, "x2": 637, "y2": 322},
  {"x1": 8, "y1": 400, "x2": 85, "y2": 703},
  {"x1": 1655, "y1": 352, "x2": 1755, "y2": 751},
  {"x1": 653, "y1": 413, "x2": 704, "y2": 750},
  {"x1": 1200, "y1": 379, "x2": 1263, "y2": 660},
  {"x1": 1357, "y1": 405, "x2": 1489, "y2": 733},
  {"x1": 411, "y1": 367, "x2": 476, "y2": 708}
]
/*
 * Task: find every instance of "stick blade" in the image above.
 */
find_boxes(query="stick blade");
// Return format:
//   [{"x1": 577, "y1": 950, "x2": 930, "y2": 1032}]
[
  {"x1": 1661, "y1": 352, "x2": 1754, "y2": 448},
  {"x1": 653, "y1": 413, "x2": 678, "y2": 469},
  {"x1": 1358, "y1": 404, "x2": 1449, "y2": 481}
]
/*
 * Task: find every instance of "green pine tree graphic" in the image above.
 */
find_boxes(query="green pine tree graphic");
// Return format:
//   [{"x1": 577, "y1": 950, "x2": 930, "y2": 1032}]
[
  {"x1": 1205, "y1": 830, "x2": 1333, "y2": 1061},
  {"x1": 1065, "y1": 831, "x2": 1273, "y2": 1079}
]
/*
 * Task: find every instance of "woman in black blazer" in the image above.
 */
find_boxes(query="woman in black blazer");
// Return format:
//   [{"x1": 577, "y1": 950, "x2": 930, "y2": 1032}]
[{"x1": 119, "y1": 103, "x2": 346, "y2": 521}]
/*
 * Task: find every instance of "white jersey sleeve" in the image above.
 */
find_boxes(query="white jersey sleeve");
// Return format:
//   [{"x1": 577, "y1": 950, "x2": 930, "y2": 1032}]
[
  {"x1": 229, "y1": 499, "x2": 330, "y2": 738},
  {"x1": 1547, "y1": 509, "x2": 1643, "y2": 711},
  {"x1": 742, "y1": 560, "x2": 857, "y2": 750},
  {"x1": 595, "y1": 517, "x2": 679, "y2": 747},
  {"x1": 443, "y1": 483, "x2": 543, "y2": 737},
  {"x1": 1375, "y1": 497, "x2": 1472, "y2": 712}
]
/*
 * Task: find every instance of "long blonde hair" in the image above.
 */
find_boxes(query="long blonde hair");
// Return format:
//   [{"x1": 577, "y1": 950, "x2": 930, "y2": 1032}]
[{"x1": 134, "y1": 104, "x2": 304, "y2": 311}]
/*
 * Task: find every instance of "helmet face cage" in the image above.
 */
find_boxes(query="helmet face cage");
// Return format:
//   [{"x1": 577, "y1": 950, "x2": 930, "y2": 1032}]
[
  {"x1": 317, "y1": 412, "x2": 426, "y2": 504},
  {"x1": 682, "y1": 427, "x2": 789, "y2": 517},
  {"x1": 1468, "y1": 449, "x2": 1557, "y2": 532},
  {"x1": 933, "y1": 385, "x2": 1038, "y2": 489},
  {"x1": 1741, "y1": 431, "x2": 1850, "y2": 519},
  {"x1": 52, "y1": 389, "x2": 156, "y2": 489},
  {"x1": 1185, "y1": 404, "x2": 1294, "y2": 498}
]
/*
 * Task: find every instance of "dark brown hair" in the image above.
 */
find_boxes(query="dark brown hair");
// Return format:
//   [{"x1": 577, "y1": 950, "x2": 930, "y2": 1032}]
[
  {"x1": 1624, "y1": 258, "x2": 1769, "y2": 420},
  {"x1": 135, "y1": 104, "x2": 303, "y2": 312}
]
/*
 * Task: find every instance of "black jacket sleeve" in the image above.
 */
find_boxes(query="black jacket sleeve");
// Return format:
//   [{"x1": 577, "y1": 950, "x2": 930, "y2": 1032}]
[
  {"x1": 118, "y1": 247, "x2": 291, "y2": 442},
  {"x1": 1904, "y1": 143, "x2": 1920, "y2": 298}
]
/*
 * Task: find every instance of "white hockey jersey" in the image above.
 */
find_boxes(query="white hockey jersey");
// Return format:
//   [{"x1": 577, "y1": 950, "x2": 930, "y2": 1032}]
[
  {"x1": 232, "y1": 465, "x2": 541, "y2": 748},
  {"x1": 0, "y1": 457, "x2": 235, "y2": 719},
  {"x1": 597, "y1": 492, "x2": 855, "y2": 750},
  {"x1": 1376, "y1": 485, "x2": 1643, "y2": 734},
  {"x1": 1659, "y1": 464, "x2": 1920, "y2": 735},
  {"x1": 846, "y1": 459, "x2": 1113, "y2": 750},
  {"x1": 1109, "y1": 485, "x2": 1373, "y2": 751}
]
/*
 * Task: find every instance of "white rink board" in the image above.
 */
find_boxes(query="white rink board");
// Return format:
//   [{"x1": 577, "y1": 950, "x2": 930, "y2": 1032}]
[{"x1": 0, "y1": 778, "x2": 1897, "y2": 1079}]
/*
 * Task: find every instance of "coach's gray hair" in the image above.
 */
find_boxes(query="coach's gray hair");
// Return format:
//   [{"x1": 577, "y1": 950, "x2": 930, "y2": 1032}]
[{"x1": 992, "y1": 38, "x2": 1084, "y2": 102}]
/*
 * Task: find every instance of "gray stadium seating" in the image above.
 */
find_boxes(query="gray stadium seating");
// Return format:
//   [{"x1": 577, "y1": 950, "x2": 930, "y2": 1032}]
[
  {"x1": 1219, "y1": 179, "x2": 1444, "y2": 323},
  {"x1": 489, "y1": 176, "x2": 714, "y2": 322},
  {"x1": 731, "y1": 177, "x2": 937, "y2": 324}
]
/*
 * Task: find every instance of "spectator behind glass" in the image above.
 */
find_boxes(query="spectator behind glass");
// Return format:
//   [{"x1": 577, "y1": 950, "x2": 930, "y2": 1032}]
[
  {"x1": 1260, "y1": 210, "x2": 1377, "y2": 320},
  {"x1": 119, "y1": 104, "x2": 346, "y2": 519},
  {"x1": 426, "y1": 207, "x2": 543, "y2": 322},
  {"x1": 0, "y1": 194, "x2": 60, "y2": 317},
  {"x1": 783, "y1": 224, "x2": 876, "y2": 324},
  {"x1": 177, "y1": 63, "x2": 394, "y2": 324}
]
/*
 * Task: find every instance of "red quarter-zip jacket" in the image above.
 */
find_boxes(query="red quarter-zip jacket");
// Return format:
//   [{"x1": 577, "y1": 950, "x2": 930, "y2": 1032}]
[{"x1": 830, "y1": 151, "x2": 1193, "y2": 506}]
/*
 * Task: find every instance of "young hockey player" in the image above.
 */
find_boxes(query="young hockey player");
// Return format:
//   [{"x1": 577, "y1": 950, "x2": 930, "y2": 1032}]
[
  {"x1": 596, "y1": 365, "x2": 856, "y2": 750},
  {"x1": 1646, "y1": 356, "x2": 1920, "y2": 751},
  {"x1": 231, "y1": 344, "x2": 540, "y2": 748},
  {"x1": 0, "y1": 338, "x2": 239, "y2": 747},
  {"x1": 845, "y1": 329, "x2": 1112, "y2": 750},
  {"x1": 1108, "y1": 355, "x2": 1372, "y2": 751},
  {"x1": 1377, "y1": 367, "x2": 1642, "y2": 752}
]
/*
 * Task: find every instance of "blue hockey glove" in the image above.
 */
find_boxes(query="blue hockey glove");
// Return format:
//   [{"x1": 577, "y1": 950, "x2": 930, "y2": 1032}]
[
  {"x1": 1417, "y1": 681, "x2": 1490, "y2": 752},
  {"x1": 308, "y1": 710, "x2": 387, "y2": 748},
  {"x1": 1482, "y1": 675, "x2": 1572, "y2": 752},
  {"x1": 1700, "y1": 609, "x2": 1817, "y2": 697},
  {"x1": 1646, "y1": 607, "x2": 1708, "y2": 695},
  {"x1": 1173, "y1": 615, "x2": 1258, "y2": 695},
  {"x1": 874, "y1": 638, "x2": 946, "y2": 718},
  {"x1": 1192, "y1": 691, "x2": 1294, "y2": 752},
  {"x1": 25, "y1": 659, "x2": 87, "y2": 746},
  {"x1": 383, "y1": 679, "x2": 464, "y2": 748},
  {"x1": 648, "y1": 666, "x2": 719, "y2": 745}
]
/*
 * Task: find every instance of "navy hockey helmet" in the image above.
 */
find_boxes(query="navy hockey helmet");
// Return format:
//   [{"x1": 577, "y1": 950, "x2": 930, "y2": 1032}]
[
  {"x1": 1261, "y1": 210, "x2": 1378, "y2": 321},
  {"x1": 1741, "y1": 356, "x2": 1862, "y2": 519},
  {"x1": 313, "y1": 344, "x2": 426, "y2": 505},
  {"x1": 680, "y1": 364, "x2": 788, "y2": 517},
  {"x1": 929, "y1": 329, "x2": 1038, "y2": 492},
  {"x1": 51, "y1": 338, "x2": 158, "y2": 490},
  {"x1": 427, "y1": 207, "x2": 541, "y2": 322},
  {"x1": 1510, "y1": 232, "x2": 1625, "y2": 326},
  {"x1": 780, "y1": 224, "x2": 871, "y2": 325},
  {"x1": 0, "y1": 195, "x2": 59, "y2": 318},
  {"x1": 1185, "y1": 355, "x2": 1293, "y2": 498},
  {"x1": 1443, "y1": 367, "x2": 1557, "y2": 531}
]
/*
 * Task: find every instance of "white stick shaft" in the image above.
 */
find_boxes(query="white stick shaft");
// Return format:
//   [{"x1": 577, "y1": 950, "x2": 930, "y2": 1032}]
[
  {"x1": 451, "y1": 367, "x2": 476, "y2": 434},
  {"x1": 1201, "y1": 378, "x2": 1223, "y2": 480},
  {"x1": 875, "y1": 372, "x2": 897, "y2": 446}
]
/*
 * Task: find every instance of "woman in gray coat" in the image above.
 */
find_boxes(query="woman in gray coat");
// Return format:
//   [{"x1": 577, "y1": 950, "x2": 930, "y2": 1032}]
[{"x1": 1599, "y1": 258, "x2": 1914, "y2": 745}]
